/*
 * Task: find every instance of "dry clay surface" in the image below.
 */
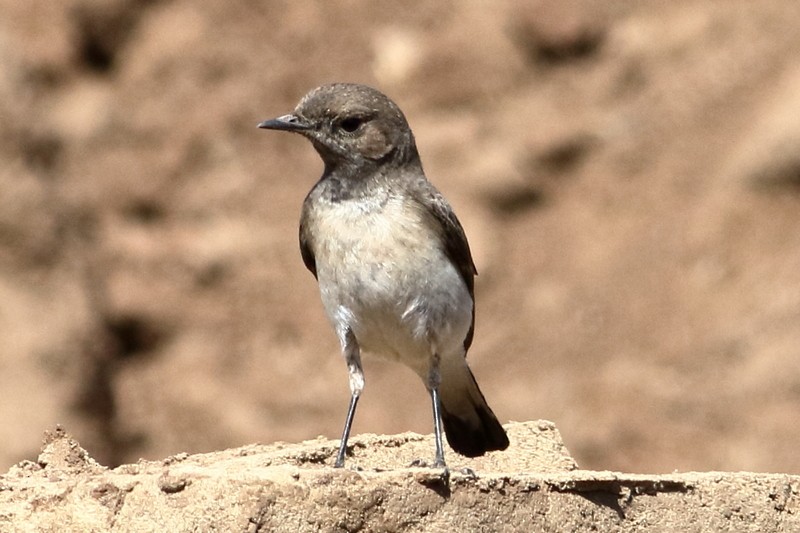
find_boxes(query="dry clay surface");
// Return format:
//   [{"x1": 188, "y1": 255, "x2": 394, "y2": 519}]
[{"x1": 1, "y1": 421, "x2": 798, "y2": 532}]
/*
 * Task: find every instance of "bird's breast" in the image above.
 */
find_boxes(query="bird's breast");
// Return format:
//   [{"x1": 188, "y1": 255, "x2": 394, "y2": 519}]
[
  {"x1": 305, "y1": 191, "x2": 472, "y2": 364},
  {"x1": 311, "y1": 193, "x2": 437, "y2": 277}
]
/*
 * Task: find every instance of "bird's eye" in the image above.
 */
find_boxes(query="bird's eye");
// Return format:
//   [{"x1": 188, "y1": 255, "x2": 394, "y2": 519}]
[{"x1": 338, "y1": 116, "x2": 364, "y2": 133}]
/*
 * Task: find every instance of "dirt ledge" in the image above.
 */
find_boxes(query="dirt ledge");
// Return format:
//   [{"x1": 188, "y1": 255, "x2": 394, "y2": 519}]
[{"x1": 1, "y1": 421, "x2": 797, "y2": 532}]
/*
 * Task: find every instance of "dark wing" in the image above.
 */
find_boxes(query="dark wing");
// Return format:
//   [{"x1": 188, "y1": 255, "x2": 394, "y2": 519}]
[
  {"x1": 423, "y1": 189, "x2": 478, "y2": 352},
  {"x1": 299, "y1": 216, "x2": 317, "y2": 279}
]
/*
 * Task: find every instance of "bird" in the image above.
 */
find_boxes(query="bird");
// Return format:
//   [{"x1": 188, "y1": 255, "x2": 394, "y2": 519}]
[{"x1": 258, "y1": 83, "x2": 509, "y2": 471}]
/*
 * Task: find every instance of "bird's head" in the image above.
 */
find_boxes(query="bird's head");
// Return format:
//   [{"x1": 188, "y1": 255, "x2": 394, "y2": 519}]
[{"x1": 258, "y1": 83, "x2": 419, "y2": 172}]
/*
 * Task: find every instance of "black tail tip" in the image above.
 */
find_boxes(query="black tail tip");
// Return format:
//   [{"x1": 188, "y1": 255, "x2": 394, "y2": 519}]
[{"x1": 441, "y1": 407, "x2": 510, "y2": 458}]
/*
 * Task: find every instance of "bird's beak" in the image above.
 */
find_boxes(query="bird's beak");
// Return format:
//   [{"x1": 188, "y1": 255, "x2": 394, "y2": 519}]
[{"x1": 257, "y1": 114, "x2": 310, "y2": 132}]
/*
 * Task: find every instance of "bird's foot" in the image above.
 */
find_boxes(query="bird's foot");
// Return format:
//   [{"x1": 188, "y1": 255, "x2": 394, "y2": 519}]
[
  {"x1": 459, "y1": 467, "x2": 477, "y2": 479},
  {"x1": 410, "y1": 458, "x2": 450, "y2": 484}
]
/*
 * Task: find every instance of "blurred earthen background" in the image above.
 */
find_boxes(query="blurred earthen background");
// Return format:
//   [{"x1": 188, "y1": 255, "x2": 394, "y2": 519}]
[{"x1": 1, "y1": 0, "x2": 799, "y2": 475}]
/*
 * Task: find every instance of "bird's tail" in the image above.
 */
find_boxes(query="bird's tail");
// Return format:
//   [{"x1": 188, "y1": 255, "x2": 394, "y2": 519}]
[{"x1": 438, "y1": 360, "x2": 509, "y2": 457}]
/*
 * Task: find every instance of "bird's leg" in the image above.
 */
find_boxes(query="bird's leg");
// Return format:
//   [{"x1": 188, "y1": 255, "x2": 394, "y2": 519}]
[
  {"x1": 335, "y1": 329, "x2": 363, "y2": 468},
  {"x1": 430, "y1": 387, "x2": 446, "y2": 469},
  {"x1": 427, "y1": 355, "x2": 447, "y2": 471},
  {"x1": 335, "y1": 394, "x2": 359, "y2": 468}
]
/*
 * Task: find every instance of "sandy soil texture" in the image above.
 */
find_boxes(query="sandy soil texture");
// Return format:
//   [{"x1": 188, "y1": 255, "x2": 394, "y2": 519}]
[
  {"x1": 2, "y1": 423, "x2": 798, "y2": 532},
  {"x1": 1, "y1": 0, "x2": 799, "y2": 493}
]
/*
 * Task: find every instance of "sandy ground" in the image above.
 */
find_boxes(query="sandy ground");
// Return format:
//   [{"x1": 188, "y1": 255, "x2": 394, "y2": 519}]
[
  {"x1": 1, "y1": 423, "x2": 798, "y2": 532},
  {"x1": 1, "y1": 0, "x2": 800, "y2": 489}
]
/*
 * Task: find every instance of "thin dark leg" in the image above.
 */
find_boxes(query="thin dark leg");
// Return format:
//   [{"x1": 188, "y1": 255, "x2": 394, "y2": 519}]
[
  {"x1": 430, "y1": 387, "x2": 446, "y2": 469},
  {"x1": 335, "y1": 393, "x2": 359, "y2": 468},
  {"x1": 334, "y1": 327, "x2": 363, "y2": 468}
]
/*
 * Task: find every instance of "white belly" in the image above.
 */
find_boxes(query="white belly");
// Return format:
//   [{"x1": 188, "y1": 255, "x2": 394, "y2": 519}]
[{"x1": 311, "y1": 194, "x2": 472, "y2": 375}]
